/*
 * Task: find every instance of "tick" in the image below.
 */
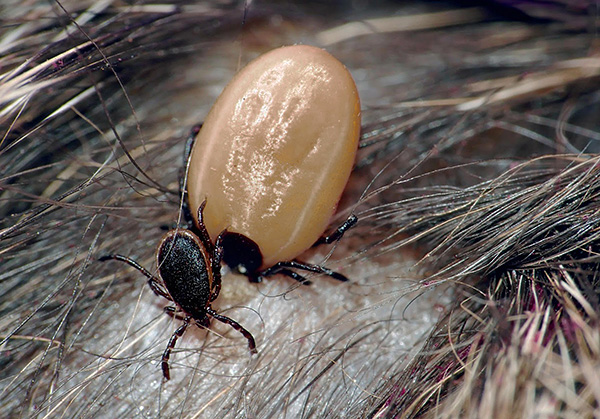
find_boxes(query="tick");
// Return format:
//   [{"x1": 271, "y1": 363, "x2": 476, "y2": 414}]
[
  {"x1": 100, "y1": 200, "x2": 256, "y2": 380},
  {"x1": 185, "y1": 44, "x2": 361, "y2": 283}
]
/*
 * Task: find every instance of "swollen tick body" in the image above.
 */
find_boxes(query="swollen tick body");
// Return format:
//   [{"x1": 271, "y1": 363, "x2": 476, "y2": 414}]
[{"x1": 185, "y1": 44, "x2": 360, "y2": 283}]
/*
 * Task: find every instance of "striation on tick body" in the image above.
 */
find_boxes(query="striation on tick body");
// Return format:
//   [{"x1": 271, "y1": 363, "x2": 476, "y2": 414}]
[{"x1": 187, "y1": 45, "x2": 360, "y2": 268}]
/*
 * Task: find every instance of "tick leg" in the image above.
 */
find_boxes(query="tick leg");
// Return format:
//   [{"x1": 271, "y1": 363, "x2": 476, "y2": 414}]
[
  {"x1": 195, "y1": 317, "x2": 211, "y2": 329},
  {"x1": 178, "y1": 171, "x2": 195, "y2": 231},
  {"x1": 260, "y1": 260, "x2": 348, "y2": 282},
  {"x1": 209, "y1": 230, "x2": 227, "y2": 302},
  {"x1": 99, "y1": 254, "x2": 153, "y2": 277},
  {"x1": 179, "y1": 124, "x2": 204, "y2": 231},
  {"x1": 164, "y1": 306, "x2": 187, "y2": 321},
  {"x1": 261, "y1": 268, "x2": 312, "y2": 285},
  {"x1": 194, "y1": 199, "x2": 214, "y2": 253},
  {"x1": 99, "y1": 254, "x2": 171, "y2": 300},
  {"x1": 206, "y1": 308, "x2": 257, "y2": 354},
  {"x1": 313, "y1": 214, "x2": 358, "y2": 246},
  {"x1": 149, "y1": 280, "x2": 171, "y2": 300},
  {"x1": 162, "y1": 316, "x2": 191, "y2": 380},
  {"x1": 183, "y1": 124, "x2": 202, "y2": 166}
]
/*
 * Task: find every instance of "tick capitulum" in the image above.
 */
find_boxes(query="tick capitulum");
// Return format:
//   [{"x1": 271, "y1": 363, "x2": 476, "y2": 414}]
[{"x1": 100, "y1": 200, "x2": 257, "y2": 380}]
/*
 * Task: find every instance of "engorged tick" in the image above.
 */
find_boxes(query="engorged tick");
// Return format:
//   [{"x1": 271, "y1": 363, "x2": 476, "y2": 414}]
[{"x1": 185, "y1": 44, "x2": 360, "y2": 283}]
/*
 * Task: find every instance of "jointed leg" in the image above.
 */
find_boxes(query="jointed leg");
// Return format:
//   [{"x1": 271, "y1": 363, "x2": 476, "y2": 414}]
[
  {"x1": 179, "y1": 124, "x2": 204, "y2": 231},
  {"x1": 259, "y1": 260, "x2": 348, "y2": 282},
  {"x1": 262, "y1": 268, "x2": 312, "y2": 285},
  {"x1": 209, "y1": 230, "x2": 227, "y2": 302},
  {"x1": 99, "y1": 254, "x2": 171, "y2": 300},
  {"x1": 250, "y1": 214, "x2": 356, "y2": 284},
  {"x1": 161, "y1": 316, "x2": 191, "y2": 380},
  {"x1": 165, "y1": 306, "x2": 209, "y2": 327},
  {"x1": 164, "y1": 306, "x2": 186, "y2": 321},
  {"x1": 313, "y1": 214, "x2": 358, "y2": 246},
  {"x1": 183, "y1": 124, "x2": 202, "y2": 166},
  {"x1": 206, "y1": 308, "x2": 257, "y2": 354},
  {"x1": 148, "y1": 279, "x2": 171, "y2": 301},
  {"x1": 194, "y1": 199, "x2": 214, "y2": 253},
  {"x1": 178, "y1": 171, "x2": 196, "y2": 231}
]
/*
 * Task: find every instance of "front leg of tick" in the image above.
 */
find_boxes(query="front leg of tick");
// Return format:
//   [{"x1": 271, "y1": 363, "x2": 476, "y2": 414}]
[
  {"x1": 99, "y1": 254, "x2": 172, "y2": 301},
  {"x1": 209, "y1": 229, "x2": 227, "y2": 302},
  {"x1": 193, "y1": 199, "x2": 214, "y2": 254},
  {"x1": 179, "y1": 124, "x2": 204, "y2": 231},
  {"x1": 163, "y1": 306, "x2": 187, "y2": 321}
]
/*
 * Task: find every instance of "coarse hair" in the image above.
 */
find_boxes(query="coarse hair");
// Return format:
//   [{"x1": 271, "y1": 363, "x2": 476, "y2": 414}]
[{"x1": 1, "y1": 1, "x2": 599, "y2": 417}]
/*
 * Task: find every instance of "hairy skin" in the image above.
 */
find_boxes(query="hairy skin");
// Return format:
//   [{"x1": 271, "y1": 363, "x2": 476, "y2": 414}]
[{"x1": 2, "y1": 1, "x2": 600, "y2": 418}]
